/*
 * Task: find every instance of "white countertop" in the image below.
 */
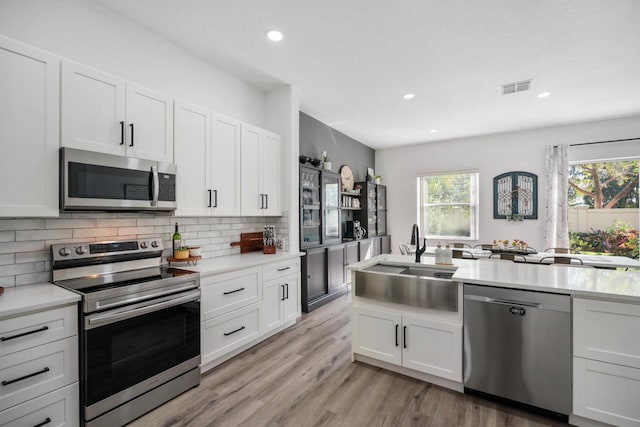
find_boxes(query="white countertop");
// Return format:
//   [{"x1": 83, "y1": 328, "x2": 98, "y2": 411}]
[
  {"x1": 349, "y1": 254, "x2": 640, "y2": 303},
  {"x1": 172, "y1": 251, "x2": 304, "y2": 276},
  {"x1": 0, "y1": 283, "x2": 81, "y2": 319}
]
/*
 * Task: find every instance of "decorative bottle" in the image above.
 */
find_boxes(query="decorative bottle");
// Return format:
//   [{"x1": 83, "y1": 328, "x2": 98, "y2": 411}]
[
  {"x1": 172, "y1": 223, "x2": 181, "y2": 257},
  {"x1": 443, "y1": 244, "x2": 453, "y2": 264},
  {"x1": 435, "y1": 243, "x2": 444, "y2": 264}
]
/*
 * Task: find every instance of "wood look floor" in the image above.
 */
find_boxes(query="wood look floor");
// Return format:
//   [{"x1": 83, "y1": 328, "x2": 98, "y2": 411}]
[{"x1": 130, "y1": 294, "x2": 568, "y2": 427}]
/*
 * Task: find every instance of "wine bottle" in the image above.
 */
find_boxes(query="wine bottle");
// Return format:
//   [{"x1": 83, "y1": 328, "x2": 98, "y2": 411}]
[{"x1": 172, "y1": 223, "x2": 181, "y2": 257}]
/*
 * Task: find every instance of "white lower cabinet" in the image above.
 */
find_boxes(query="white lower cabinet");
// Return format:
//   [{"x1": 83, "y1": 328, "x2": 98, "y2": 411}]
[
  {"x1": 202, "y1": 304, "x2": 260, "y2": 365},
  {"x1": 572, "y1": 297, "x2": 640, "y2": 427},
  {"x1": 261, "y1": 274, "x2": 299, "y2": 335},
  {"x1": 200, "y1": 257, "x2": 301, "y2": 370},
  {"x1": 352, "y1": 306, "x2": 462, "y2": 381},
  {"x1": 0, "y1": 382, "x2": 79, "y2": 427}
]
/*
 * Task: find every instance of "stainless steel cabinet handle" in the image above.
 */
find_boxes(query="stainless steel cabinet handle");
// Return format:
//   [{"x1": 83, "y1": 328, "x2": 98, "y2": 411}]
[
  {"x1": 1, "y1": 325, "x2": 48, "y2": 342},
  {"x1": 2, "y1": 367, "x2": 49, "y2": 386}
]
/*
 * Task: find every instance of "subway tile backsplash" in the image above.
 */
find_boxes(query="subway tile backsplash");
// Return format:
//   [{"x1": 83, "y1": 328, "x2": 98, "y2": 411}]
[{"x1": 0, "y1": 212, "x2": 288, "y2": 287}]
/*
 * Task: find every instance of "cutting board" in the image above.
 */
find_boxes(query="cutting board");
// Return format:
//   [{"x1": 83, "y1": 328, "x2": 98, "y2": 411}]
[{"x1": 230, "y1": 232, "x2": 264, "y2": 253}]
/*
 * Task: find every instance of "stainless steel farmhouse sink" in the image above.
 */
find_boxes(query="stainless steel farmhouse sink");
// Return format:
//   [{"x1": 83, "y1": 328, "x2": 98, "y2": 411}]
[{"x1": 355, "y1": 263, "x2": 458, "y2": 311}]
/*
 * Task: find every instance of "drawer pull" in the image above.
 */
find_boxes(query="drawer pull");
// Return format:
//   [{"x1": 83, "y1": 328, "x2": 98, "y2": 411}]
[
  {"x1": 33, "y1": 417, "x2": 51, "y2": 427},
  {"x1": 223, "y1": 287, "x2": 245, "y2": 295},
  {"x1": 2, "y1": 367, "x2": 50, "y2": 386},
  {"x1": 223, "y1": 326, "x2": 246, "y2": 336},
  {"x1": 1, "y1": 326, "x2": 49, "y2": 342},
  {"x1": 277, "y1": 266, "x2": 291, "y2": 272}
]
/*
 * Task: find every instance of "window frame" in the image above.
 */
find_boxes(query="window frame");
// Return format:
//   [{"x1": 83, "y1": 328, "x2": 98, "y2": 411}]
[{"x1": 417, "y1": 170, "x2": 480, "y2": 240}]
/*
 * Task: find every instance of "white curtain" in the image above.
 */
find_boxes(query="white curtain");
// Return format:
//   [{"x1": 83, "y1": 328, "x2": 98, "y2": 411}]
[{"x1": 544, "y1": 145, "x2": 570, "y2": 249}]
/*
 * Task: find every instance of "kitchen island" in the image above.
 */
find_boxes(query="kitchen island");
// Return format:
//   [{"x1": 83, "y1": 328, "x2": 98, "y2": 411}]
[{"x1": 349, "y1": 254, "x2": 640, "y2": 427}]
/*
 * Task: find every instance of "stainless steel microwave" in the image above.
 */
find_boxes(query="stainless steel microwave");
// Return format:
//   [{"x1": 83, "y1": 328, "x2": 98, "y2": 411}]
[{"x1": 60, "y1": 148, "x2": 177, "y2": 211}]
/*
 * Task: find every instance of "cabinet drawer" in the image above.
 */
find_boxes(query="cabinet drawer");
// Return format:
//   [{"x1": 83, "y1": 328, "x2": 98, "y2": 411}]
[
  {"x1": 573, "y1": 357, "x2": 640, "y2": 427},
  {"x1": 201, "y1": 267, "x2": 261, "y2": 320},
  {"x1": 263, "y1": 259, "x2": 299, "y2": 282},
  {"x1": 0, "y1": 382, "x2": 79, "y2": 427},
  {"x1": 201, "y1": 304, "x2": 260, "y2": 364},
  {"x1": 0, "y1": 337, "x2": 78, "y2": 412},
  {"x1": 0, "y1": 305, "x2": 77, "y2": 357},
  {"x1": 574, "y1": 298, "x2": 640, "y2": 368}
]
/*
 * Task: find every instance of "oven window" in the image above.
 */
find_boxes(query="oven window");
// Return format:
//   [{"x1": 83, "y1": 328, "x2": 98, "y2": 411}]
[
  {"x1": 68, "y1": 162, "x2": 152, "y2": 200},
  {"x1": 84, "y1": 300, "x2": 199, "y2": 406}
]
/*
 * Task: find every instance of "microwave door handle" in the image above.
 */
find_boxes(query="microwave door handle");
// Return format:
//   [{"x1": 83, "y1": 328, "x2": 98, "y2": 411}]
[{"x1": 151, "y1": 166, "x2": 159, "y2": 206}]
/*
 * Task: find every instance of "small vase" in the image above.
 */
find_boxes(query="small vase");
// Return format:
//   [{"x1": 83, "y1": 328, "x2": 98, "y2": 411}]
[
  {"x1": 374, "y1": 178, "x2": 381, "y2": 184},
  {"x1": 323, "y1": 161, "x2": 332, "y2": 171}
]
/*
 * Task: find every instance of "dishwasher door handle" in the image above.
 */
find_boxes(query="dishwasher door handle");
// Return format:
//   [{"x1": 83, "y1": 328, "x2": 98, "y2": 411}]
[{"x1": 464, "y1": 294, "x2": 540, "y2": 308}]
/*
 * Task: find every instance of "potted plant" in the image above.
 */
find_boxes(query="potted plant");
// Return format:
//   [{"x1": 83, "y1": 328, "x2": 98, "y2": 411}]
[
  {"x1": 321, "y1": 151, "x2": 331, "y2": 171},
  {"x1": 374, "y1": 175, "x2": 382, "y2": 184}
]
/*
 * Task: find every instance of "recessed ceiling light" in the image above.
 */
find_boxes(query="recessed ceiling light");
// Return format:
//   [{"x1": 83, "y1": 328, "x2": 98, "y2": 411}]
[
  {"x1": 402, "y1": 93, "x2": 415, "y2": 100},
  {"x1": 537, "y1": 92, "x2": 551, "y2": 98},
  {"x1": 429, "y1": 129, "x2": 439, "y2": 134},
  {"x1": 266, "y1": 30, "x2": 284, "y2": 42}
]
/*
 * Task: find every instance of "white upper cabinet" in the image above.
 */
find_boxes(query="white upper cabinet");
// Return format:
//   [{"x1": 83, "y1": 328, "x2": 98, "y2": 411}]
[
  {"x1": 211, "y1": 114, "x2": 241, "y2": 216},
  {"x1": 241, "y1": 124, "x2": 281, "y2": 216},
  {"x1": 0, "y1": 36, "x2": 59, "y2": 217},
  {"x1": 174, "y1": 103, "x2": 243, "y2": 217},
  {"x1": 125, "y1": 83, "x2": 173, "y2": 162},
  {"x1": 61, "y1": 61, "x2": 173, "y2": 163},
  {"x1": 174, "y1": 100, "x2": 211, "y2": 217},
  {"x1": 61, "y1": 61, "x2": 126, "y2": 155}
]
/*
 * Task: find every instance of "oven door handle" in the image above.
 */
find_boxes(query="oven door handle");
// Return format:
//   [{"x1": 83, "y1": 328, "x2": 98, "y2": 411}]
[
  {"x1": 87, "y1": 290, "x2": 200, "y2": 328},
  {"x1": 150, "y1": 165, "x2": 159, "y2": 207}
]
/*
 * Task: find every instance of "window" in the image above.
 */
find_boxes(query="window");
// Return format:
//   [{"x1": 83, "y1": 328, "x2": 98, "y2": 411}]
[
  {"x1": 418, "y1": 171, "x2": 479, "y2": 240},
  {"x1": 568, "y1": 159, "x2": 639, "y2": 258}
]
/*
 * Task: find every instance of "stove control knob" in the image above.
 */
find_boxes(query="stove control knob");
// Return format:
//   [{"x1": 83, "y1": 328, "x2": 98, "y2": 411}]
[
  {"x1": 58, "y1": 247, "x2": 72, "y2": 257},
  {"x1": 151, "y1": 240, "x2": 159, "y2": 248},
  {"x1": 75, "y1": 246, "x2": 87, "y2": 255},
  {"x1": 140, "y1": 241, "x2": 148, "y2": 249}
]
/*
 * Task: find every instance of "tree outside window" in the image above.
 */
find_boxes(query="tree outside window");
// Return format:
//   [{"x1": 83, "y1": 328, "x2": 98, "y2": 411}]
[
  {"x1": 568, "y1": 159, "x2": 639, "y2": 258},
  {"x1": 418, "y1": 172, "x2": 479, "y2": 240}
]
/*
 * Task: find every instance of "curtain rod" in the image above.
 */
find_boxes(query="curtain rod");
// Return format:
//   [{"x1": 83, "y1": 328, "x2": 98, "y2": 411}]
[{"x1": 569, "y1": 137, "x2": 640, "y2": 147}]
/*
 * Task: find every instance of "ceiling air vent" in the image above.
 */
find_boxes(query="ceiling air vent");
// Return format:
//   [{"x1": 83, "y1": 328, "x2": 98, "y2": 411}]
[{"x1": 502, "y1": 79, "x2": 532, "y2": 95}]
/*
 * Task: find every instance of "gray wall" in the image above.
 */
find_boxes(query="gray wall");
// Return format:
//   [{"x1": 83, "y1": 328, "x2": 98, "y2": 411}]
[{"x1": 299, "y1": 112, "x2": 375, "y2": 182}]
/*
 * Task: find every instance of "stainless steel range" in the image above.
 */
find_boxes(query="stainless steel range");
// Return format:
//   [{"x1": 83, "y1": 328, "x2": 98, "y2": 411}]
[{"x1": 51, "y1": 238, "x2": 201, "y2": 427}]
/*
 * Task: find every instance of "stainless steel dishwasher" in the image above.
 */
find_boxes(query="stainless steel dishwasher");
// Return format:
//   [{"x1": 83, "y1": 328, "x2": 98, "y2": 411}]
[{"x1": 463, "y1": 284, "x2": 571, "y2": 417}]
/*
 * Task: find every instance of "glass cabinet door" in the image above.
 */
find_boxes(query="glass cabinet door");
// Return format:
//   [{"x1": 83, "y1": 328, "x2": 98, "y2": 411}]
[
  {"x1": 322, "y1": 172, "x2": 341, "y2": 244},
  {"x1": 300, "y1": 167, "x2": 321, "y2": 247},
  {"x1": 376, "y1": 185, "x2": 386, "y2": 210}
]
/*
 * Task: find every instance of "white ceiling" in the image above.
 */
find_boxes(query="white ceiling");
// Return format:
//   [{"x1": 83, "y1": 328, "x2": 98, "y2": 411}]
[{"x1": 94, "y1": 0, "x2": 640, "y2": 149}]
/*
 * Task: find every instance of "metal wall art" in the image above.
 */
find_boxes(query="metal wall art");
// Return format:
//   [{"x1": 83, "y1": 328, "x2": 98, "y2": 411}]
[{"x1": 493, "y1": 171, "x2": 538, "y2": 220}]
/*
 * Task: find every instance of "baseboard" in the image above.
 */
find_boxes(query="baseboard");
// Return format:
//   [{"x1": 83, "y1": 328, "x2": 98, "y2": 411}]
[{"x1": 569, "y1": 414, "x2": 616, "y2": 427}]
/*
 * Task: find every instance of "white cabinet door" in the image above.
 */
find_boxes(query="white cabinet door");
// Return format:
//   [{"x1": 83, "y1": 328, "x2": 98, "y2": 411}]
[
  {"x1": 261, "y1": 131, "x2": 281, "y2": 215},
  {"x1": 574, "y1": 298, "x2": 640, "y2": 369},
  {"x1": 574, "y1": 357, "x2": 640, "y2": 427},
  {"x1": 0, "y1": 36, "x2": 59, "y2": 217},
  {"x1": 125, "y1": 83, "x2": 173, "y2": 162},
  {"x1": 61, "y1": 61, "x2": 126, "y2": 155},
  {"x1": 0, "y1": 383, "x2": 79, "y2": 427},
  {"x1": 282, "y1": 274, "x2": 300, "y2": 323},
  {"x1": 402, "y1": 316, "x2": 462, "y2": 382},
  {"x1": 174, "y1": 100, "x2": 211, "y2": 217},
  {"x1": 261, "y1": 278, "x2": 284, "y2": 334},
  {"x1": 240, "y1": 124, "x2": 263, "y2": 216},
  {"x1": 352, "y1": 306, "x2": 402, "y2": 366},
  {"x1": 211, "y1": 114, "x2": 241, "y2": 216}
]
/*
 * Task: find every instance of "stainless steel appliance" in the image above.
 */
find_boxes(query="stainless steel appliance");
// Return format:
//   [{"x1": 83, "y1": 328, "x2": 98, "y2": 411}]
[
  {"x1": 51, "y1": 238, "x2": 200, "y2": 427},
  {"x1": 60, "y1": 147, "x2": 177, "y2": 211},
  {"x1": 463, "y1": 284, "x2": 571, "y2": 417}
]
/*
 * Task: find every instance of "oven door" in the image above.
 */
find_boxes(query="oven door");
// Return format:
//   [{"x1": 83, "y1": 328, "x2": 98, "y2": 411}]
[
  {"x1": 61, "y1": 147, "x2": 176, "y2": 211},
  {"x1": 83, "y1": 289, "x2": 200, "y2": 421}
]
